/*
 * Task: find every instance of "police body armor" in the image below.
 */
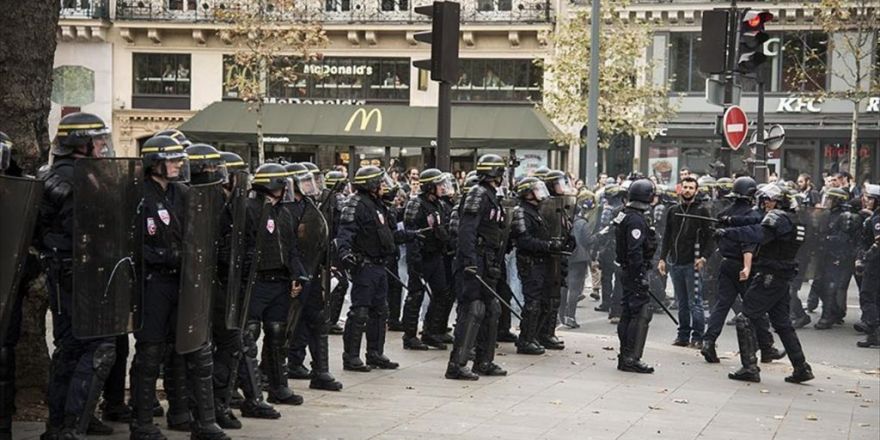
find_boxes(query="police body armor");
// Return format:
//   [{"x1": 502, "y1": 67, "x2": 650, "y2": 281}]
[
  {"x1": 71, "y1": 158, "x2": 144, "y2": 338},
  {"x1": 754, "y1": 210, "x2": 805, "y2": 275},
  {"x1": 346, "y1": 194, "x2": 396, "y2": 260},
  {"x1": 0, "y1": 175, "x2": 43, "y2": 342},
  {"x1": 468, "y1": 185, "x2": 505, "y2": 263},
  {"x1": 176, "y1": 181, "x2": 225, "y2": 354}
]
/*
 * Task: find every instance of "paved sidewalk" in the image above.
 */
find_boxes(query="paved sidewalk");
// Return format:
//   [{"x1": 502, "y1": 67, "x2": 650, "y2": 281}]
[{"x1": 14, "y1": 324, "x2": 879, "y2": 440}]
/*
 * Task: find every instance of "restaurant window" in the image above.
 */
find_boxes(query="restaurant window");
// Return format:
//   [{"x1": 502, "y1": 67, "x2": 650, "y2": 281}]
[
  {"x1": 133, "y1": 53, "x2": 191, "y2": 110},
  {"x1": 452, "y1": 59, "x2": 542, "y2": 103},
  {"x1": 224, "y1": 56, "x2": 410, "y2": 104},
  {"x1": 822, "y1": 140, "x2": 876, "y2": 184},
  {"x1": 781, "y1": 32, "x2": 828, "y2": 92},
  {"x1": 668, "y1": 33, "x2": 706, "y2": 93},
  {"x1": 477, "y1": 0, "x2": 512, "y2": 11},
  {"x1": 380, "y1": 0, "x2": 408, "y2": 12},
  {"x1": 325, "y1": 0, "x2": 350, "y2": 12}
]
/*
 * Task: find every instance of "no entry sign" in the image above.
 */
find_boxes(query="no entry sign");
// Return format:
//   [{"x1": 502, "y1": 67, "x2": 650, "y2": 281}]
[{"x1": 723, "y1": 105, "x2": 748, "y2": 151}]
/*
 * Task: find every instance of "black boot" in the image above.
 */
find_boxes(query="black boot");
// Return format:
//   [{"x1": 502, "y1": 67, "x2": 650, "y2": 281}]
[
  {"x1": 474, "y1": 299, "x2": 503, "y2": 375},
  {"x1": 537, "y1": 299, "x2": 565, "y2": 350},
  {"x1": 728, "y1": 314, "x2": 761, "y2": 383},
  {"x1": 309, "y1": 335, "x2": 343, "y2": 391},
  {"x1": 420, "y1": 333, "x2": 448, "y2": 350},
  {"x1": 366, "y1": 306, "x2": 398, "y2": 370},
  {"x1": 791, "y1": 314, "x2": 811, "y2": 329},
  {"x1": 129, "y1": 343, "x2": 167, "y2": 440},
  {"x1": 342, "y1": 306, "x2": 372, "y2": 372},
  {"x1": 516, "y1": 302, "x2": 545, "y2": 355},
  {"x1": 618, "y1": 305, "x2": 654, "y2": 374},
  {"x1": 86, "y1": 415, "x2": 113, "y2": 436},
  {"x1": 163, "y1": 353, "x2": 192, "y2": 431},
  {"x1": 286, "y1": 364, "x2": 311, "y2": 380},
  {"x1": 238, "y1": 322, "x2": 280, "y2": 420},
  {"x1": 785, "y1": 362, "x2": 815, "y2": 384},
  {"x1": 760, "y1": 346, "x2": 786, "y2": 363},
  {"x1": 857, "y1": 327, "x2": 880, "y2": 348},
  {"x1": 445, "y1": 301, "x2": 484, "y2": 381},
  {"x1": 422, "y1": 288, "x2": 452, "y2": 349},
  {"x1": 403, "y1": 336, "x2": 430, "y2": 351},
  {"x1": 186, "y1": 346, "x2": 231, "y2": 440},
  {"x1": 701, "y1": 339, "x2": 720, "y2": 364},
  {"x1": 264, "y1": 322, "x2": 303, "y2": 406}
]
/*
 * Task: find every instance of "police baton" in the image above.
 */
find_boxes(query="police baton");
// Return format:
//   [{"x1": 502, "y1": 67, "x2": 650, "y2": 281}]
[
  {"x1": 465, "y1": 269, "x2": 523, "y2": 322},
  {"x1": 418, "y1": 276, "x2": 435, "y2": 301},
  {"x1": 381, "y1": 266, "x2": 420, "y2": 297},
  {"x1": 645, "y1": 289, "x2": 678, "y2": 326},
  {"x1": 674, "y1": 212, "x2": 720, "y2": 223}
]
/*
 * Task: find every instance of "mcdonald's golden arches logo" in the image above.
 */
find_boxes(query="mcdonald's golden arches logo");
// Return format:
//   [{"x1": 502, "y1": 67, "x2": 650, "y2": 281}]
[{"x1": 344, "y1": 108, "x2": 383, "y2": 133}]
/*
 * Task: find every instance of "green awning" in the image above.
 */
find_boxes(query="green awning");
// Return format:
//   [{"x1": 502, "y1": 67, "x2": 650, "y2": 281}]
[{"x1": 179, "y1": 101, "x2": 564, "y2": 149}]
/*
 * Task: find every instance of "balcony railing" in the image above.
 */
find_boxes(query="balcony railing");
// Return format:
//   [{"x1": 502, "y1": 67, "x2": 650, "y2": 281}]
[
  {"x1": 61, "y1": 0, "x2": 110, "y2": 19},
  {"x1": 115, "y1": 0, "x2": 553, "y2": 23}
]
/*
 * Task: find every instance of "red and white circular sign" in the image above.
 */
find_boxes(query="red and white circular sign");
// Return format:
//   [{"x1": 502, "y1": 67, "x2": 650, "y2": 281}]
[{"x1": 723, "y1": 106, "x2": 749, "y2": 151}]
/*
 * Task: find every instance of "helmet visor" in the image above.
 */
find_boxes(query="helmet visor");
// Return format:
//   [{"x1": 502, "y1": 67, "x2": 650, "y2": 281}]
[
  {"x1": 533, "y1": 180, "x2": 550, "y2": 201},
  {"x1": 162, "y1": 153, "x2": 190, "y2": 183},
  {"x1": 313, "y1": 172, "x2": 325, "y2": 192},
  {"x1": 282, "y1": 177, "x2": 297, "y2": 203},
  {"x1": 436, "y1": 174, "x2": 455, "y2": 197},
  {"x1": 379, "y1": 172, "x2": 395, "y2": 195},
  {"x1": 553, "y1": 177, "x2": 574, "y2": 195},
  {"x1": 0, "y1": 142, "x2": 11, "y2": 172},
  {"x1": 90, "y1": 131, "x2": 114, "y2": 158},
  {"x1": 295, "y1": 172, "x2": 320, "y2": 197}
]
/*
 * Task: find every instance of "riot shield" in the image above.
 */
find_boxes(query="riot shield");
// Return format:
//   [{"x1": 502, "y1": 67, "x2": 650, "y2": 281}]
[
  {"x1": 72, "y1": 158, "x2": 143, "y2": 339},
  {"x1": 0, "y1": 175, "x2": 43, "y2": 343},
  {"x1": 540, "y1": 195, "x2": 578, "y2": 291},
  {"x1": 797, "y1": 206, "x2": 825, "y2": 282},
  {"x1": 297, "y1": 198, "x2": 329, "y2": 278},
  {"x1": 223, "y1": 172, "x2": 250, "y2": 330},
  {"x1": 176, "y1": 181, "x2": 224, "y2": 354},
  {"x1": 498, "y1": 196, "x2": 518, "y2": 260}
]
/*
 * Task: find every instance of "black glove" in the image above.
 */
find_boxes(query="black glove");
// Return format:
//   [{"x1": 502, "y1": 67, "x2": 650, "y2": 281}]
[
  {"x1": 713, "y1": 228, "x2": 727, "y2": 239},
  {"x1": 434, "y1": 224, "x2": 450, "y2": 242},
  {"x1": 341, "y1": 253, "x2": 361, "y2": 271},
  {"x1": 549, "y1": 239, "x2": 565, "y2": 253}
]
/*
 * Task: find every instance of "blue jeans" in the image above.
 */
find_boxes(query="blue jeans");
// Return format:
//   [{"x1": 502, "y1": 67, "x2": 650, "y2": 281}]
[{"x1": 669, "y1": 263, "x2": 704, "y2": 342}]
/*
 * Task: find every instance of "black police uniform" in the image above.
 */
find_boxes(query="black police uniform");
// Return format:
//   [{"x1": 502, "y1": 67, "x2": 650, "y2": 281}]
[
  {"x1": 595, "y1": 195, "x2": 624, "y2": 315},
  {"x1": 324, "y1": 190, "x2": 350, "y2": 332},
  {"x1": 721, "y1": 209, "x2": 814, "y2": 383},
  {"x1": 511, "y1": 199, "x2": 553, "y2": 355},
  {"x1": 446, "y1": 182, "x2": 507, "y2": 379},
  {"x1": 702, "y1": 201, "x2": 781, "y2": 364},
  {"x1": 37, "y1": 156, "x2": 118, "y2": 436},
  {"x1": 336, "y1": 191, "x2": 399, "y2": 371},
  {"x1": 401, "y1": 192, "x2": 452, "y2": 350},
  {"x1": 614, "y1": 205, "x2": 657, "y2": 373},
  {"x1": 857, "y1": 209, "x2": 880, "y2": 346},
  {"x1": 437, "y1": 195, "x2": 459, "y2": 342},
  {"x1": 384, "y1": 201, "x2": 405, "y2": 333},
  {"x1": 238, "y1": 195, "x2": 305, "y2": 407},
  {"x1": 814, "y1": 204, "x2": 861, "y2": 328}
]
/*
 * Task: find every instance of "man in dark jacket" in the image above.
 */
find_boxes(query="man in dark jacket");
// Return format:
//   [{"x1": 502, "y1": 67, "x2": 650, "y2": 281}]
[{"x1": 657, "y1": 177, "x2": 713, "y2": 348}]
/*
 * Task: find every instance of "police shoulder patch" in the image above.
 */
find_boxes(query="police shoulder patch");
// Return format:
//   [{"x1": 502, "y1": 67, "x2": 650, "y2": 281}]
[
  {"x1": 612, "y1": 211, "x2": 626, "y2": 225},
  {"x1": 631, "y1": 228, "x2": 642, "y2": 240}
]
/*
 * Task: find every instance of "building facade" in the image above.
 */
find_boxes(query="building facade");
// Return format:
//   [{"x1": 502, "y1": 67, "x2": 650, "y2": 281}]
[{"x1": 57, "y1": 0, "x2": 558, "y2": 172}]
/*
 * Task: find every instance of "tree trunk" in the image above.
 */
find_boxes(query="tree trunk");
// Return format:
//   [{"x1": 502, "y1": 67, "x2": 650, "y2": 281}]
[
  {"x1": 849, "y1": 101, "x2": 860, "y2": 179},
  {"x1": 256, "y1": 102, "x2": 265, "y2": 164},
  {"x1": 0, "y1": 0, "x2": 61, "y2": 418}
]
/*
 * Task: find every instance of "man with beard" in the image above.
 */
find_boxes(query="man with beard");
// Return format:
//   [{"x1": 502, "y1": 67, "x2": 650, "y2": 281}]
[
  {"x1": 657, "y1": 177, "x2": 713, "y2": 348},
  {"x1": 796, "y1": 173, "x2": 820, "y2": 207},
  {"x1": 717, "y1": 184, "x2": 814, "y2": 384}
]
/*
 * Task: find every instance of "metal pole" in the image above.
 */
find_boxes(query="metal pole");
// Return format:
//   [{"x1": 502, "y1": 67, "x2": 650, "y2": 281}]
[
  {"x1": 348, "y1": 145, "x2": 357, "y2": 177},
  {"x1": 437, "y1": 81, "x2": 452, "y2": 171},
  {"x1": 720, "y1": 0, "x2": 739, "y2": 177},
  {"x1": 584, "y1": 0, "x2": 601, "y2": 186},
  {"x1": 384, "y1": 146, "x2": 391, "y2": 169},
  {"x1": 754, "y1": 77, "x2": 767, "y2": 183}
]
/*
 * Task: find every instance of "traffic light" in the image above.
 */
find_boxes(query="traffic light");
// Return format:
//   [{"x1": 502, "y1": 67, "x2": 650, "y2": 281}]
[
  {"x1": 413, "y1": 1, "x2": 460, "y2": 83},
  {"x1": 738, "y1": 10, "x2": 773, "y2": 73},
  {"x1": 699, "y1": 10, "x2": 729, "y2": 74}
]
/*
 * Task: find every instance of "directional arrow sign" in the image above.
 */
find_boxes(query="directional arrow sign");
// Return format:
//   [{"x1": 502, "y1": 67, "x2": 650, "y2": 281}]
[{"x1": 723, "y1": 105, "x2": 748, "y2": 151}]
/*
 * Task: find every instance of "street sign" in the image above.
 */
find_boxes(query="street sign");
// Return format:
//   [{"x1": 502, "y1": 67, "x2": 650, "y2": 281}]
[
  {"x1": 766, "y1": 124, "x2": 785, "y2": 150},
  {"x1": 706, "y1": 76, "x2": 742, "y2": 107},
  {"x1": 723, "y1": 105, "x2": 748, "y2": 151}
]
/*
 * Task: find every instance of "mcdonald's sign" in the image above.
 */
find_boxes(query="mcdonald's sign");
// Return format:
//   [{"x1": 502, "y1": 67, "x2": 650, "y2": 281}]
[{"x1": 344, "y1": 108, "x2": 383, "y2": 133}]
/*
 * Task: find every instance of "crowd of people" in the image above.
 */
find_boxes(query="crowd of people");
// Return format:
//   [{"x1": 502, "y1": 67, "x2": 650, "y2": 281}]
[{"x1": 0, "y1": 113, "x2": 878, "y2": 440}]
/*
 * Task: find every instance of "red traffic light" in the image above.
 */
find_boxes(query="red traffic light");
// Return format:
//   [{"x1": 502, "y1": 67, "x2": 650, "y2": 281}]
[{"x1": 742, "y1": 10, "x2": 773, "y2": 29}]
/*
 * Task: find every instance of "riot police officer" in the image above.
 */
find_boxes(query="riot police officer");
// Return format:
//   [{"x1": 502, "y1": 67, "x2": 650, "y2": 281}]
[
  {"x1": 594, "y1": 184, "x2": 624, "y2": 316},
  {"x1": 536, "y1": 170, "x2": 575, "y2": 350},
  {"x1": 336, "y1": 167, "x2": 402, "y2": 372},
  {"x1": 701, "y1": 177, "x2": 784, "y2": 365},
  {"x1": 128, "y1": 135, "x2": 229, "y2": 440},
  {"x1": 401, "y1": 169, "x2": 454, "y2": 350},
  {"x1": 856, "y1": 184, "x2": 880, "y2": 348},
  {"x1": 510, "y1": 176, "x2": 555, "y2": 354},
  {"x1": 814, "y1": 188, "x2": 860, "y2": 329},
  {"x1": 717, "y1": 184, "x2": 814, "y2": 384},
  {"x1": 445, "y1": 154, "x2": 508, "y2": 380},
  {"x1": 36, "y1": 113, "x2": 119, "y2": 439},
  {"x1": 437, "y1": 172, "x2": 461, "y2": 343},
  {"x1": 614, "y1": 179, "x2": 658, "y2": 374}
]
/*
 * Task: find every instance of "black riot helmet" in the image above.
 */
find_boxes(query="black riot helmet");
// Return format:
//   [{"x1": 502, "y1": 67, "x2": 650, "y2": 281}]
[
  {"x1": 532, "y1": 166, "x2": 550, "y2": 179},
  {"x1": 354, "y1": 166, "x2": 394, "y2": 196},
  {"x1": 462, "y1": 174, "x2": 479, "y2": 194},
  {"x1": 141, "y1": 135, "x2": 190, "y2": 182},
  {"x1": 252, "y1": 163, "x2": 292, "y2": 198},
  {"x1": 0, "y1": 131, "x2": 11, "y2": 172},
  {"x1": 53, "y1": 112, "x2": 113, "y2": 157},
  {"x1": 515, "y1": 176, "x2": 549, "y2": 201},
  {"x1": 325, "y1": 170, "x2": 347, "y2": 192},
  {"x1": 301, "y1": 161, "x2": 324, "y2": 192},
  {"x1": 863, "y1": 183, "x2": 880, "y2": 205},
  {"x1": 626, "y1": 179, "x2": 655, "y2": 211},
  {"x1": 419, "y1": 168, "x2": 453, "y2": 197},
  {"x1": 154, "y1": 129, "x2": 191, "y2": 148},
  {"x1": 541, "y1": 170, "x2": 573, "y2": 196},
  {"x1": 185, "y1": 144, "x2": 227, "y2": 185},
  {"x1": 730, "y1": 176, "x2": 758, "y2": 200},
  {"x1": 284, "y1": 162, "x2": 320, "y2": 197},
  {"x1": 475, "y1": 154, "x2": 506, "y2": 182},
  {"x1": 220, "y1": 151, "x2": 248, "y2": 173}
]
